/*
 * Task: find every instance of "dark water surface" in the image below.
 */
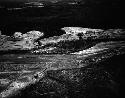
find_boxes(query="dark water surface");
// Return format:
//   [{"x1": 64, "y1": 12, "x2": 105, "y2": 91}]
[{"x1": 0, "y1": 0, "x2": 125, "y2": 37}]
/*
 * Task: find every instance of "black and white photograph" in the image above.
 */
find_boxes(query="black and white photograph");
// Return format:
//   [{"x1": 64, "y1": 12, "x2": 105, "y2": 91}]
[{"x1": 0, "y1": 0, "x2": 124, "y2": 98}]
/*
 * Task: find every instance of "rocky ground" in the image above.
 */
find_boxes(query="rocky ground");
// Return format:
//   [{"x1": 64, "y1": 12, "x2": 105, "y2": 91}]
[{"x1": 0, "y1": 27, "x2": 125, "y2": 98}]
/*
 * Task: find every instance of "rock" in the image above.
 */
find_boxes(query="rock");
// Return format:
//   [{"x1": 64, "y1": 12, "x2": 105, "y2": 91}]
[
  {"x1": 61, "y1": 27, "x2": 104, "y2": 35},
  {"x1": 0, "y1": 30, "x2": 44, "y2": 51},
  {"x1": 34, "y1": 28, "x2": 125, "y2": 54},
  {"x1": 13, "y1": 30, "x2": 44, "y2": 41},
  {"x1": 12, "y1": 30, "x2": 44, "y2": 50},
  {"x1": 24, "y1": 30, "x2": 44, "y2": 40},
  {"x1": 1, "y1": 28, "x2": 125, "y2": 53},
  {"x1": 14, "y1": 32, "x2": 23, "y2": 39}
]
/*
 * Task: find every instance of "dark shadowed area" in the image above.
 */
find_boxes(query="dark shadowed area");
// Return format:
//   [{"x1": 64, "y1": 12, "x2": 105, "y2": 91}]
[{"x1": 0, "y1": 0, "x2": 125, "y2": 37}]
